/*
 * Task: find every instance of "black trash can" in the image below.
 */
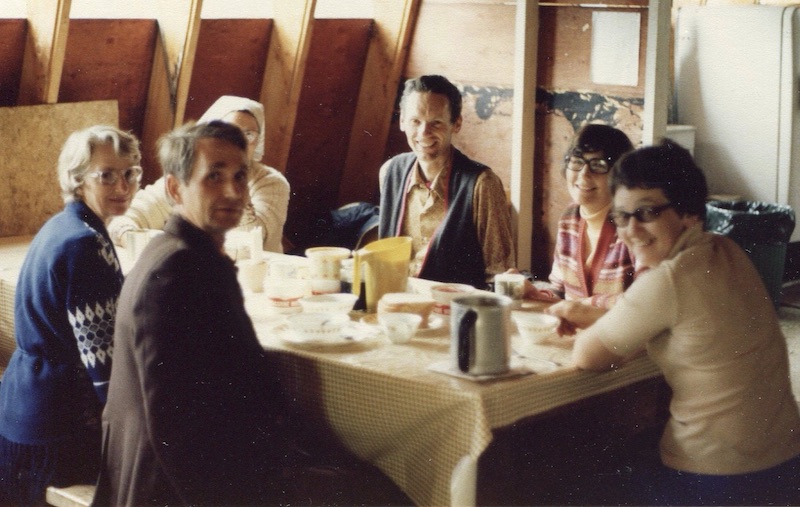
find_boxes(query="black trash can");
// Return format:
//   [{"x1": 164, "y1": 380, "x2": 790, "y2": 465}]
[{"x1": 705, "y1": 200, "x2": 795, "y2": 308}]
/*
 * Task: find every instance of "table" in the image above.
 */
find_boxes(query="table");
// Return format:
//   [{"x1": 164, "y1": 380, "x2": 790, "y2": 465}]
[
  {"x1": 247, "y1": 281, "x2": 663, "y2": 507},
  {"x1": 0, "y1": 235, "x2": 664, "y2": 506}
]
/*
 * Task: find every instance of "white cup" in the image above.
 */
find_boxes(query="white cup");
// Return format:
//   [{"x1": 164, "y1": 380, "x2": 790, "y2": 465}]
[
  {"x1": 264, "y1": 279, "x2": 306, "y2": 314},
  {"x1": 378, "y1": 312, "x2": 422, "y2": 344},
  {"x1": 305, "y1": 247, "x2": 351, "y2": 279},
  {"x1": 269, "y1": 260, "x2": 298, "y2": 280},
  {"x1": 494, "y1": 273, "x2": 526, "y2": 309},
  {"x1": 237, "y1": 259, "x2": 267, "y2": 293}
]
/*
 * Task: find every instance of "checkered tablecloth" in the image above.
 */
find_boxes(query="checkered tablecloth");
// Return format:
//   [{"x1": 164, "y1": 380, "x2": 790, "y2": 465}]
[
  {"x1": 248, "y1": 289, "x2": 662, "y2": 507},
  {"x1": 0, "y1": 238, "x2": 663, "y2": 506}
]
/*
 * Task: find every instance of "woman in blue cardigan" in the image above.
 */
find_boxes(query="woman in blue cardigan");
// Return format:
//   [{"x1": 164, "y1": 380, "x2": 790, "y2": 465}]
[{"x1": 0, "y1": 125, "x2": 141, "y2": 504}]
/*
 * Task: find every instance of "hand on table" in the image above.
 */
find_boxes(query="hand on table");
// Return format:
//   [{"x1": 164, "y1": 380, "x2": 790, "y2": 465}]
[
  {"x1": 501, "y1": 269, "x2": 559, "y2": 302},
  {"x1": 546, "y1": 300, "x2": 607, "y2": 336}
]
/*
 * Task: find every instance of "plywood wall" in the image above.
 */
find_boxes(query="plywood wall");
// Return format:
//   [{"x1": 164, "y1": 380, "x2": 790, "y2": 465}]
[{"x1": 0, "y1": 101, "x2": 119, "y2": 237}]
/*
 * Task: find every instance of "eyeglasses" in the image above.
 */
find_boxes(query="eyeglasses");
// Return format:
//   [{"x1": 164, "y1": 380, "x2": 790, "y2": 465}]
[
  {"x1": 609, "y1": 202, "x2": 674, "y2": 227},
  {"x1": 242, "y1": 130, "x2": 259, "y2": 144},
  {"x1": 565, "y1": 156, "x2": 611, "y2": 174},
  {"x1": 86, "y1": 166, "x2": 143, "y2": 186}
]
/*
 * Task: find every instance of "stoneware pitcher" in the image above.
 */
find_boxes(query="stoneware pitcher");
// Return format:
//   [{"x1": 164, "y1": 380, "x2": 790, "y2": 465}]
[{"x1": 450, "y1": 294, "x2": 513, "y2": 376}]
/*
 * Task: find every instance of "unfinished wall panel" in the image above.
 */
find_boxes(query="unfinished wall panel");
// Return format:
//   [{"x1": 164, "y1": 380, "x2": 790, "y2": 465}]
[
  {"x1": 59, "y1": 19, "x2": 156, "y2": 140},
  {"x1": 283, "y1": 18, "x2": 372, "y2": 250},
  {"x1": 396, "y1": 1, "x2": 517, "y2": 191},
  {"x1": 0, "y1": 20, "x2": 27, "y2": 106},
  {"x1": 0, "y1": 101, "x2": 118, "y2": 237},
  {"x1": 533, "y1": 4, "x2": 646, "y2": 275},
  {"x1": 184, "y1": 19, "x2": 273, "y2": 123}
]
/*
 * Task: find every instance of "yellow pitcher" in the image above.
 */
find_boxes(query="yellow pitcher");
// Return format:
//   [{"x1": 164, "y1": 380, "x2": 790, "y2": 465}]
[{"x1": 352, "y1": 236, "x2": 412, "y2": 313}]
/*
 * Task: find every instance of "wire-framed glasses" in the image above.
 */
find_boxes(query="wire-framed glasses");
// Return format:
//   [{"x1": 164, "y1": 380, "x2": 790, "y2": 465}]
[
  {"x1": 609, "y1": 203, "x2": 674, "y2": 227},
  {"x1": 86, "y1": 166, "x2": 143, "y2": 186}
]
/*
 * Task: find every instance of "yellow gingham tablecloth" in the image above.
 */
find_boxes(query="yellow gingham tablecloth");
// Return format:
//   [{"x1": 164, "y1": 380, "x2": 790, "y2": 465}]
[
  {"x1": 247, "y1": 290, "x2": 662, "y2": 507},
  {"x1": 0, "y1": 238, "x2": 663, "y2": 506}
]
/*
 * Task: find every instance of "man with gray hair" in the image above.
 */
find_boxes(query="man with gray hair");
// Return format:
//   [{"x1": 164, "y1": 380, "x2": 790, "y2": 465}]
[{"x1": 95, "y1": 121, "x2": 408, "y2": 505}]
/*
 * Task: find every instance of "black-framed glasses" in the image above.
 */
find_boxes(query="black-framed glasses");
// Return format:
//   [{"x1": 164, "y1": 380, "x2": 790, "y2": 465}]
[
  {"x1": 86, "y1": 166, "x2": 143, "y2": 186},
  {"x1": 565, "y1": 155, "x2": 610, "y2": 174},
  {"x1": 609, "y1": 202, "x2": 674, "y2": 227}
]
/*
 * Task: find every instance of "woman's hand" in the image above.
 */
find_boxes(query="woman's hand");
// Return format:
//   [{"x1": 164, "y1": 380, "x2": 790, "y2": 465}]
[
  {"x1": 502, "y1": 269, "x2": 558, "y2": 301},
  {"x1": 546, "y1": 300, "x2": 607, "y2": 336}
]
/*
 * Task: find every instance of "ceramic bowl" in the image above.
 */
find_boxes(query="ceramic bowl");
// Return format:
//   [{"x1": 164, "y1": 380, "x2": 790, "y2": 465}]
[
  {"x1": 512, "y1": 311, "x2": 560, "y2": 344},
  {"x1": 377, "y1": 293, "x2": 436, "y2": 328},
  {"x1": 287, "y1": 312, "x2": 350, "y2": 342},
  {"x1": 430, "y1": 283, "x2": 476, "y2": 315},
  {"x1": 299, "y1": 293, "x2": 358, "y2": 314},
  {"x1": 378, "y1": 312, "x2": 422, "y2": 344}
]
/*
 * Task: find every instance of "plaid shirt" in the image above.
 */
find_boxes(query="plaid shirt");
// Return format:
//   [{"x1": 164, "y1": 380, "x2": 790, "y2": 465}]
[{"x1": 546, "y1": 204, "x2": 635, "y2": 308}]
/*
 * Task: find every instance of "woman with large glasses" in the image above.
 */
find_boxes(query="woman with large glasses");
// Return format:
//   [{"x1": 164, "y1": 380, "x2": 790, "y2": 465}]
[
  {"x1": 551, "y1": 139, "x2": 800, "y2": 505},
  {"x1": 525, "y1": 124, "x2": 636, "y2": 316},
  {"x1": 0, "y1": 126, "x2": 141, "y2": 504},
  {"x1": 108, "y1": 95, "x2": 291, "y2": 253}
]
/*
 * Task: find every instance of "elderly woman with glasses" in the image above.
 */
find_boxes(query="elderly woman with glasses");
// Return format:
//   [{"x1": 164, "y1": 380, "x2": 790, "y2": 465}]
[
  {"x1": 550, "y1": 139, "x2": 800, "y2": 505},
  {"x1": 109, "y1": 95, "x2": 290, "y2": 253},
  {"x1": 526, "y1": 124, "x2": 636, "y2": 318},
  {"x1": 0, "y1": 125, "x2": 141, "y2": 505}
]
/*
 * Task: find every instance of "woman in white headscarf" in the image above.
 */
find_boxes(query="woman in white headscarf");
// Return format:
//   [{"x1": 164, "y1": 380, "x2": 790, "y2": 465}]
[{"x1": 108, "y1": 95, "x2": 290, "y2": 253}]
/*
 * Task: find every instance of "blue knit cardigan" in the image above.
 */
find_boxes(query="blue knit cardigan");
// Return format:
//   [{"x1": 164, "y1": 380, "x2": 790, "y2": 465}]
[{"x1": 0, "y1": 201, "x2": 122, "y2": 445}]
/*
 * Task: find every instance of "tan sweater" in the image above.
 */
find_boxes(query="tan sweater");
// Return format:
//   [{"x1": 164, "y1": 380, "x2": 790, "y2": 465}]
[{"x1": 595, "y1": 225, "x2": 800, "y2": 474}]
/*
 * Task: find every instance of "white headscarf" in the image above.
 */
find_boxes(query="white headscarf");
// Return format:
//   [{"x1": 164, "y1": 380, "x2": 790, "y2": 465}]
[{"x1": 198, "y1": 95, "x2": 266, "y2": 162}]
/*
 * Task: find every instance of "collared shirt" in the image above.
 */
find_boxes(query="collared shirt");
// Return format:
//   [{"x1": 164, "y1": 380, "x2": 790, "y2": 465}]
[{"x1": 401, "y1": 159, "x2": 515, "y2": 280}]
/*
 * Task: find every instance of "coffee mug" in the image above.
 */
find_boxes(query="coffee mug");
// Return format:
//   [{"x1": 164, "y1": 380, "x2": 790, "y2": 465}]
[{"x1": 450, "y1": 294, "x2": 512, "y2": 376}]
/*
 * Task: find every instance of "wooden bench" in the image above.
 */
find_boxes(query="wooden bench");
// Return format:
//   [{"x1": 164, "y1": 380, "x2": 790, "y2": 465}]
[{"x1": 45, "y1": 484, "x2": 95, "y2": 507}]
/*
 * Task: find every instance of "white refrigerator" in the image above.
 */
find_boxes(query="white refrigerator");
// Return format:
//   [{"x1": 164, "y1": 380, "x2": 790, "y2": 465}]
[{"x1": 674, "y1": 5, "x2": 800, "y2": 242}]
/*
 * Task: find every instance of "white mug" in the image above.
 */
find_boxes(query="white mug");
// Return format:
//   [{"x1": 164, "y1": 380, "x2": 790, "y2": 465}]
[{"x1": 450, "y1": 294, "x2": 512, "y2": 376}]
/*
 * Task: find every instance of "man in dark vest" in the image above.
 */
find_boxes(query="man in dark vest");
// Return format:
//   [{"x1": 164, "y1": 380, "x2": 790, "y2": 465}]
[{"x1": 379, "y1": 74, "x2": 515, "y2": 290}]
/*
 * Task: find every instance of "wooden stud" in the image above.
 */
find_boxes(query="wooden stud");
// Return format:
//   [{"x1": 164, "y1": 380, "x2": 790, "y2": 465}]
[
  {"x1": 511, "y1": 0, "x2": 539, "y2": 271},
  {"x1": 337, "y1": 0, "x2": 422, "y2": 205},
  {"x1": 260, "y1": 0, "x2": 317, "y2": 173},
  {"x1": 140, "y1": 0, "x2": 202, "y2": 183},
  {"x1": 17, "y1": 0, "x2": 71, "y2": 105},
  {"x1": 641, "y1": 0, "x2": 670, "y2": 146}
]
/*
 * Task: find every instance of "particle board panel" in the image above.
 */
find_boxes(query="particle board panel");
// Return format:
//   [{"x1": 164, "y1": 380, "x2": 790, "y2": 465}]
[
  {"x1": 0, "y1": 100, "x2": 119, "y2": 237},
  {"x1": 184, "y1": 19, "x2": 273, "y2": 124},
  {"x1": 0, "y1": 19, "x2": 27, "y2": 106}
]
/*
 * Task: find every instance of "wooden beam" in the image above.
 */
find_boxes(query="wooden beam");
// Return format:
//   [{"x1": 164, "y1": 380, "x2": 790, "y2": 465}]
[
  {"x1": 337, "y1": 0, "x2": 422, "y2": 204},
  {"x1": 641, "y1": 0, "x2": 671, "y2": 146},
  {"x1": 17, "y1": 0, "x2": 71, "y2": 105},
  {"x1": 140, "y1": 0, "x2": 202, "y2": 183},
  {"x1": 511, "y1": 0, "x2": 538, "y2": 271},
  {"x1": 260, "y1": 0, "x2": 316, "y2": 172}
]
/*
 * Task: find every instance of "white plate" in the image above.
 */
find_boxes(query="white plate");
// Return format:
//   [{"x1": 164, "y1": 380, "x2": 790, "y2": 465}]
[
  {"x1": 427, "y1": 358, "x2": 534, "y2": 382},
  {"x1": 361, "y1": 313, "x2": 447, "y2": 336},
  {"x1": 276, "y1": 321, "x2": 383, "y2": 351}
]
